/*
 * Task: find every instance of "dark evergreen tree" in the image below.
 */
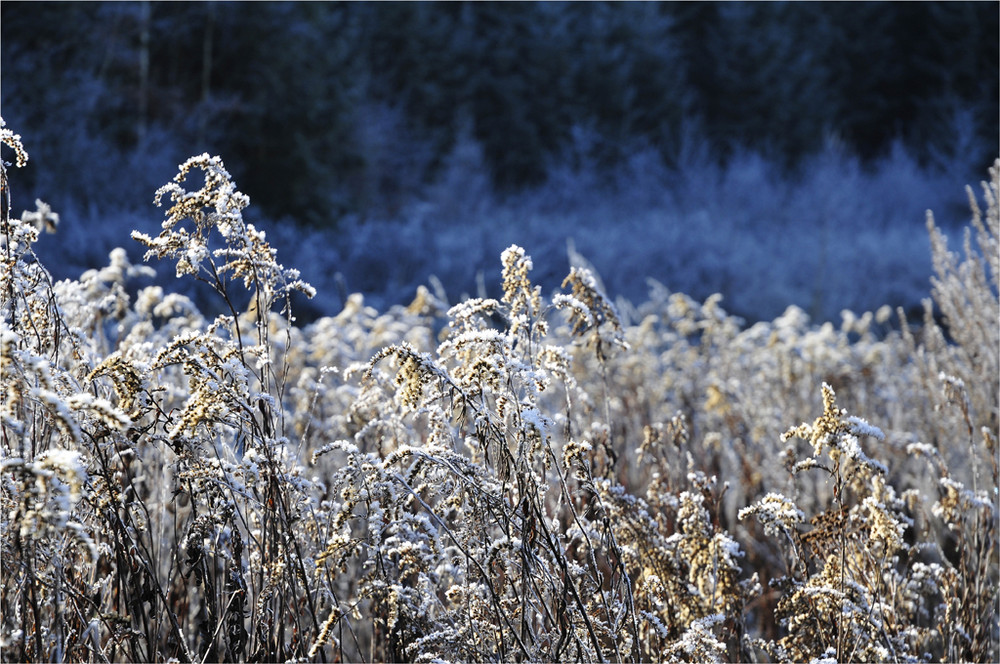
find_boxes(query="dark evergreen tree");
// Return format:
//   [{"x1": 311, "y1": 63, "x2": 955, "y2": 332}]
[{"x1": 2, "y1": 0, "x2": 997, "y2": 225}]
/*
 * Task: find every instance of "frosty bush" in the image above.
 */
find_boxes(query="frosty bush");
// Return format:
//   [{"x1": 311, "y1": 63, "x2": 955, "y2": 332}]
[{"x1": 2, "y1": 118, "x2": 997, "y2": 662}]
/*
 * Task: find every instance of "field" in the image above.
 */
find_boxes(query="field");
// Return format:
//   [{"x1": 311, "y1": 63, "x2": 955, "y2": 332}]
[{"x1": 2, "y1": 120, "x2": 998, "y2": 662}]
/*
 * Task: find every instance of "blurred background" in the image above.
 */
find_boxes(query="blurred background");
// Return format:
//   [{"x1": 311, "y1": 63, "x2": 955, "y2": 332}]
[{"x1": 2, "y1": 1, "x2": 998, "y2": 323}]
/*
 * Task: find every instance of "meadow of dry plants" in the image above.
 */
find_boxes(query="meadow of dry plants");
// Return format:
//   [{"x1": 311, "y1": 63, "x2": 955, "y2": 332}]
[{"x1": 2, "y1": 118, "x2": 997, "y2": 663}]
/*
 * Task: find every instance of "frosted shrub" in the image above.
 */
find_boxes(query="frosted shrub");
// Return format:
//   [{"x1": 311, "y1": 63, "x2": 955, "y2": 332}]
[{"x1": 1, "y1": 119, "x2": 996, "y2": 663}]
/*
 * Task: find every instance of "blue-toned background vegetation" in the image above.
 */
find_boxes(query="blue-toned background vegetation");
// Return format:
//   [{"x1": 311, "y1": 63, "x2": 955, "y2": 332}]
[{"x1": 2, "y1": 1, "x2": 997, "y2": 322}]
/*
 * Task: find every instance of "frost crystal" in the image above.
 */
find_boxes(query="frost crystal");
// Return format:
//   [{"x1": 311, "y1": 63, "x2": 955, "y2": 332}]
[{"x1": 739, "y1": 492, "x2": 805, "y2": 537}]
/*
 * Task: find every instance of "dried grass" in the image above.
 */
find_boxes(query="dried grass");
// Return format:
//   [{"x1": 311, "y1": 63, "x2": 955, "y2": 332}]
[{"x1": 2, "y1": 119, "x2": 997, "y2": 662}]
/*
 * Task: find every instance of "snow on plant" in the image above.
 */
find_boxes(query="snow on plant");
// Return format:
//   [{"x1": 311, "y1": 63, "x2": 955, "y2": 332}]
[
  {"x1": 738, "y1": 492, "x2": 805, "y2": 540},
  {"x1": 132, "y1": 152, "x2": 315, "y2": 329},
  {"x1": 1, "y1": 118, "x2": 996, "y2": 662}
]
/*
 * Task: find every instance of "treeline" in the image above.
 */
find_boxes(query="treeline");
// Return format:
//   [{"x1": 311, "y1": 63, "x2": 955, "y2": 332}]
[{"x1": 2, "y1": 1, "x2": 997, "y2": 225}]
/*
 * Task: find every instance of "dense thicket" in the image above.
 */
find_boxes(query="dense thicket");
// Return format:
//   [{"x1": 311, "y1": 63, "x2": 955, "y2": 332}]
[{"x1": 2, "y1": 1, "x2": 997, "y2": 225}]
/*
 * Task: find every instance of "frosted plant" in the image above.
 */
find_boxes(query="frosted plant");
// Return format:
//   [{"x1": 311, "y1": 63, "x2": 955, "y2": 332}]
[
  {"x1": 738, "y1": 492, "x2": 805, "y2": 541},
  {"x1": 663, "y1": 613, "x2": 728, "y2": 663},
  {"x1": 781, "y1": 382, "x2": 887, "y2": 477},
  {"x1": 132, "y1": 153, "x2": 315, "y2": 335},
  {"x1": 742, "y1": 377, "x2": 997, "y2": 663},
  {"x1": 925, "y1": 162, "x2": 999, "y2": 432},
  {"x1": 558, "y1": 264, "x2": 629, "y2": 359},
  {"x1": 20, "y1": 199, "x2": 60, "y2": 234},
  {"x1": 2, "y1": 119, "x2": 997, "y2": 663}
]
